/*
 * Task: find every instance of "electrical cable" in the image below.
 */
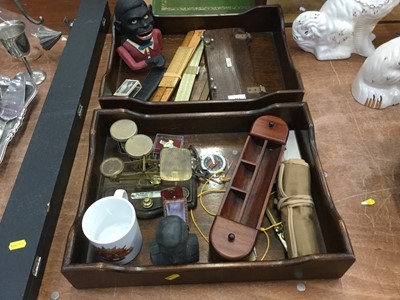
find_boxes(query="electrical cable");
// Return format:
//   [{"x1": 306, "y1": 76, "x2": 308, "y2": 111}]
[{"x1": 259, "y1": 222, "x2": 283, "y2": 261}]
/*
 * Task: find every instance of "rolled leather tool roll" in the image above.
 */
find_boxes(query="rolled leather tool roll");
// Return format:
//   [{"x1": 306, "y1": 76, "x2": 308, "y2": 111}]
[{"x1": 277, "y1": 159, "x2": 321, "y2": 258}]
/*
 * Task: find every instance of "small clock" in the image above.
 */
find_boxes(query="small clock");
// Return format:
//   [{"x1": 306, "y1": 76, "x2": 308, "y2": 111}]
[{"x1": 200, "y1": 153, "x2": 226, "y2": 174}]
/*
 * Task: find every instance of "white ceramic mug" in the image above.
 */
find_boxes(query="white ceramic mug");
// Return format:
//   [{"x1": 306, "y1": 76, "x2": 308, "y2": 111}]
[{"x1": 82, "y1": 189, "x2": 142, "y2": 264}]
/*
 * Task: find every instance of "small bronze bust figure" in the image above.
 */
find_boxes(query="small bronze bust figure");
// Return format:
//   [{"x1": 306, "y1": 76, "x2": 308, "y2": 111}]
[{"x1": 150, "y1": 215, "x2": 199, "y2": 265}]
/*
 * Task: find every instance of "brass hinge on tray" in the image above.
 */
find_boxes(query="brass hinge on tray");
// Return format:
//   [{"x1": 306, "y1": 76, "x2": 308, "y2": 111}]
[{"x1": 247, "y1": 85, "x2": 267, "y2": 95}]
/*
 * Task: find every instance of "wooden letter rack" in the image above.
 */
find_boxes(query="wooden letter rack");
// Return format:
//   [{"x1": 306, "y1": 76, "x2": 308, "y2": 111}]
[{"x1": 209, "y1": 115, "x2": 289, "y2": 261}]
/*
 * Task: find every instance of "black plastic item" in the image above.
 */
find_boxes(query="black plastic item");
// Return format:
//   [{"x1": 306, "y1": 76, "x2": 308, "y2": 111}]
[
  {"x1": 0, "y1": 1, "x2": 110, "y2": 299},
  {"x1": 135, "y1": 66, "x2": 166, "y2": 101}
]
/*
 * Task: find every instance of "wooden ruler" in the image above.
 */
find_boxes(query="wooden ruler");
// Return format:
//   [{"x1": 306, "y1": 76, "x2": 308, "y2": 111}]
[
  {"x1": 189, "y1": 56, "x2": 210, "y2": 101},
  {"x1": 175, "y1": 41, "x2": 204, "y2": 101},
  {"x1": 151, "y1": 29, "x2": 204, "y2": 102}
]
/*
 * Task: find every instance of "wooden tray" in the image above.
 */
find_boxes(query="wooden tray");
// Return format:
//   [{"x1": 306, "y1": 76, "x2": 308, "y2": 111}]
[
  {"x1": 152, "y1": 0, "x2": 263, "y2": 15},
  {"x1": 99, "y1": 5, "x2": 304, "y2": 113},
  {"x1": 62, "y1": 102, "x2": 355, "y2": 288}
]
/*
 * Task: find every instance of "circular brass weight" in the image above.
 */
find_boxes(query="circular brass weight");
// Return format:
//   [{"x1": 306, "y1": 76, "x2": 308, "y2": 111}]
[{"x1": 142, "y1": 197, "x2": 154, "y2": 209}]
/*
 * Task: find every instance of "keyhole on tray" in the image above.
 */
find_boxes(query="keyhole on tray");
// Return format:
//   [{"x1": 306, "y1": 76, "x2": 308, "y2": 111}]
[{"x1": 228, "y1": 233, "x2": 235, "y2": 242}]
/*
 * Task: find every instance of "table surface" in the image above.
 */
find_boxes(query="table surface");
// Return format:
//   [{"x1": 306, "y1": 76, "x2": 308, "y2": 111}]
[{"x1": 1, "y1": 2, "x2": 400, "y2": 300}]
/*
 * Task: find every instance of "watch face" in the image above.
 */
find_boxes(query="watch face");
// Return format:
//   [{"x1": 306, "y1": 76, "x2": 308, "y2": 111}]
[{"x1": 200, "y1": 153, "x2": 226, "y2": 174}]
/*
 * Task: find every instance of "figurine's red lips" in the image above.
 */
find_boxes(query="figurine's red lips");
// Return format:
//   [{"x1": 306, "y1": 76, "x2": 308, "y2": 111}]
[{"x1": 136, "y1": 27, "x2": 153, "y2": 40}]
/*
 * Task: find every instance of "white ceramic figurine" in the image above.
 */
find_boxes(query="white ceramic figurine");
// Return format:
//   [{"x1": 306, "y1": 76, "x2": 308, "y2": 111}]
[
  {"x1": 352, "y1": 37, "x2": 400, "y2": 109},
  {"x1": 292, "y1": 0, "x2": 399, "y2": 60}
]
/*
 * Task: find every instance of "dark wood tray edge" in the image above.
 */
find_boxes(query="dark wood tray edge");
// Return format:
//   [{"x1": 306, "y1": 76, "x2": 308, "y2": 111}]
[
  {"x1": 98, "y1": 5, "x2": 304, "y2": 114},
  {"x1": 61, "y1": 102, "x2": 355, "y2": 289}
]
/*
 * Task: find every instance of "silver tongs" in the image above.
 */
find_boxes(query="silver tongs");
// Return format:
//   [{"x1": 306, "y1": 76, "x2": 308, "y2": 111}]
[{"x1": 0, "y1": 73, "x2": 26, "y2": 140}]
